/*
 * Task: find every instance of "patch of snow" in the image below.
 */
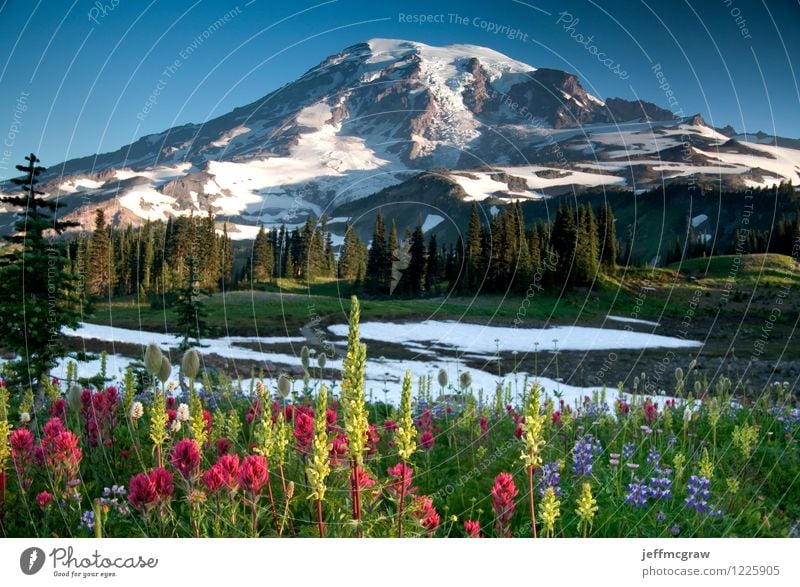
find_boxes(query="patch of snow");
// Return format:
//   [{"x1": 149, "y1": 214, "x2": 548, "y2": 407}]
[
  {"x1": 691, "y1": 214, "x2": 708, "y2": 228},
  {"x1": 606, "y1": 315, "x2": 660, "y2": 327},
  {"x1": 327, "y1": 320, "x2": 701, "y2": 353}
]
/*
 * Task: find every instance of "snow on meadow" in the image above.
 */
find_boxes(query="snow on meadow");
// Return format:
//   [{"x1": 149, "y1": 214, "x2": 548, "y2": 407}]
[{"x1": 51, "y1": 318, "x2": 701, "y2": 406}]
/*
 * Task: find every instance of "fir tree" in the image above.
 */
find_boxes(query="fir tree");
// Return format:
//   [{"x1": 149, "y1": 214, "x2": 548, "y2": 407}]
[
  {"x1": 171, "y1": 256, "x2": 211, "y2": 351},
  {"x1": 251, "y1": 225, "x2": 274, "y2": 283},
  {"x1": 0, "y1": 153, "x2": 81, "y2": 386},
  {"x1": 366, "y1": 211, "x2": 389, "y2": 293},
  {"x1": 425, "y1": 233, "x2": 439, "y2": 293},
  {"x1": 598, "y1": 202, "x2": 618, "y2": 273},
  {"x1": 87, "y1": 209, "x2": 115, "y2": 298}
]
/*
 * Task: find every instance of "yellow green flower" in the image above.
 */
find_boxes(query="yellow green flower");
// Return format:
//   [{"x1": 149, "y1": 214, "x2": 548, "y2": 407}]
[
  {"x1": 540, "y1": 487, "x2": 561, "y2": 538},
  {"x1": 575, "y1": 482, "x2": 598, "y2": 537},
  {"x1": 732, "y1": 423, "x2": 759, "y2": 461},
  {"x1": 699, "y1": 447, "x2": 714, "y2": 480},
  {"x1": 519, "y1": 383, "x2": 546, "y2": 470},
  {"x1": 396, "y1": 370, "x2": 417, "y2": 462},
  {"x1": 341, "y1": 296, "x2": 369, "y2": 465},
  {"x1": 306, "y1": 386, "x2": 332, "y2": 502}
]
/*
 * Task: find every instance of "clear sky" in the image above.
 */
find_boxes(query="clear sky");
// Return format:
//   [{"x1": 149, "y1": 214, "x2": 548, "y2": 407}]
[{"x1": 0, "y1": 0, "x2": 798, "y2": 175}]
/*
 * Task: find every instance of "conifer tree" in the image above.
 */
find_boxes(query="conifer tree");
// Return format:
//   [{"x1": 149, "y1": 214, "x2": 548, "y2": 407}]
[
  {"x1": 251, "y1": 225, "x2": 274, "y2": 283},
  {"x1": 425, "y1": 233, "x2": 439, "y2": 293},
  {"x1": 598, "y1": 202, "x2": 618, "y2": 273},
  {"x1": 0, "y1": 153, "x2": 81, "y2": 386},
  {"x1": 87, "y1": 209, "x2": 115, "y2": 298},
  {"x1": 366, "y1": 211, "x2": 389, "y2": 293},
  {"x1": 171, "y1": 256, "x2": 211, "y2": 351}
]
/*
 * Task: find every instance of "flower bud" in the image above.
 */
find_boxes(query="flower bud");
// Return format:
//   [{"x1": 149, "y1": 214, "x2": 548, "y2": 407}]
[
  {"x1": 277, "y1": 374, "x2": 291, "y2": 398},
  {"x1": 67, "y1": 383, "x2": 83, "y2": 412},
  {"x1": 157, "y1": 356, "x2": 172, "y2": 384},
  {"x1": 437, "y1": 368, "x2": 448, "y2": 389},
  {"x1": 181, "y1": 349, "x2": 200, "y2": 379},
  {"x1": 144, "y1": 343, "x2": 163, "y2": 375}
]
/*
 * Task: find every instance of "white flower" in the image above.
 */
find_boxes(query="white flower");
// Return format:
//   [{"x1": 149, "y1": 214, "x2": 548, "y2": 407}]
[
  {"x1": 130, "y1": 401, "x2": 144, "y2": 420},
  {"x1": 170, "y1": 419, "x2": 182, "y2": 433},
  {"x1": 177, "y1": 403, "x2": 190, "y2": 422},
  {"x1": 20, "y1": 412, "x2": 30, "y2": 424},
  {"x1": 683, "y1": 407, "x2": 693, "y2": 423}
]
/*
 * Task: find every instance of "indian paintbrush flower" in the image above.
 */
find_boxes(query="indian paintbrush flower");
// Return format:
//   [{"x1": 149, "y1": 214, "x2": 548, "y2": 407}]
[
  {"x1": 491, "y1": 472, "x2": 518, "y2": 537},
  {"x1": 170, "y1": 439, "x2": 201, "y2": 480}
]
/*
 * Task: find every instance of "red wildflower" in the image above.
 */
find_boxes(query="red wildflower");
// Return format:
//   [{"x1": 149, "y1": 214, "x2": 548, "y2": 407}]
[
  {"x1": 36, "y1": 491, "x2": 52, "y2": 507},
  {"x1": 643, "y1": 399, "x2": 657, "y2": 424},
  {"x1": 166, "y1": 397, "x2": 176, "y2": 410},
  {"x1": 42, "y1": 417, "x2": 64, "y2": 439},
  {"x1": 383, "y1": 419, "x2": 398, "y2": 432},
  {"x1": 387, "y1": 462, "x2": 414, "y2": 499},
  {"x1": 170, "y1": 439, "x2": 201, "y2": 480},
  {"x1": 617, "y1": 400, "x2": 630, "y2": 416},
  {"x1": 237, "y1": 454, "x2": 269, "y2": 497},
  {"x1": 420, "y1": 430, "x2": 435, "y2": 451},
  {"x1": 215, "y1": 454, "x2": 240, "y2": 490},
  {"x1": 366, "y1": 424, "x2": 380, "y2": 455},
  {"x1": 352, "y1": 466, "x2": 375, "y2": 491},
  {"x1": 202, "y1": 410, "x2": 213, "y2": 434},
  {"x1": 552, "y1": 411, "x2": 562, "y2": 427},
  {"x1": 49, "y1": 399, "x2": 67, "y2": 422},
  {"x1": 325, "y1": 408, "x2": 338, "y2": 434},
  {"x1": 464, "y1": 520, "x2": 482, "y2": 537},
  {"x1": 330, "y1": 433, "x2": 349, "y2": 466},
  {"x1": 215, "y1": 438, "x2": 232, "y2": 456},
  {"x1": 202, "y1": 466, "x2": 225, "y2": 493},
  {"x1": 491, "y1": 472, "x2": 518, "y2": 536},
  {"x1": 414, "y1": 496, "x2": 440, "y2": 532},
  {"x1": 293, "y1": 409, "x2": 314, "y2": 454},
  {"x1": 149, "y1": 467, "x2": 174, "y2": 501},
  {"x1": 128, "y1": 473, "x2": 158, "y2": 511},
  {"x1": 514, "y1": 424, "x2": 523, "y2": 439},
  {"x1": 479, "y1": 417, "x2": 489, "y2": 438},
  {"x1": 10, "y1": 428, "x2": 34, "y2": 455}
]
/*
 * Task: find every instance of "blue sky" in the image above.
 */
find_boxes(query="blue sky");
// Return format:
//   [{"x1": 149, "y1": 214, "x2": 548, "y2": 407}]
[{"x1": 0, "y1": 0, "x2": 798, "y2": 174}]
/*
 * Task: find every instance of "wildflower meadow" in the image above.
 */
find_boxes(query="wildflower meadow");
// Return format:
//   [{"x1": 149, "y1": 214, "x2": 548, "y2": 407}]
[{"x1": 0, "y1": 296, "x2": 797, "y2": 538}]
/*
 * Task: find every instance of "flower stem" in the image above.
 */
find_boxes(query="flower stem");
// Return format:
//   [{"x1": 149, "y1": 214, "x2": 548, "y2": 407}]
[
  {"x1": 316, "y1": 499, "x2": 325, "y2": 538},
  {"x1": 266, "y1": 477, "x2": 279, "y2": 533},
  {"x1": 529, "y1": 466, "x2": 537, "y2": 538}
]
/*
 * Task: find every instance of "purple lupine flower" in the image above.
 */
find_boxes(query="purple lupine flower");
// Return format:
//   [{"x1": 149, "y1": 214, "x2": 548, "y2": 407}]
[
  {"x1": 670, "y1": 524, "x2": 681, "y2": 536},
  {"x1": 622, "y1": 442, "x2": 636, "y2": 460},
  {"x1": 78, "y1": 510, "x2": 95, "y2": 532},
  {"x1": 656, "y1": 511, "x2": 666, "y2": 523},
  {"x1": 538, "y1": 461, "x2": 562, "y2": 497},
  {"x1": 625, "y1": 479, "x2": 650, "y2": 508},
  {"x1": 646, "y1": 447, "x2": 661, "y2": 467},
  {"x1": 648, "y1": 475, "x2": 673, "y2": 500},
  {"x1": 572, "y1": 434, "x2": 601, "y2": 477},
  {"x1": 685, "y1": 475, "x2": 722, "y2": 517},
  {"x1": 667, "y1": 434, "x2": 678, "y2": 448}
]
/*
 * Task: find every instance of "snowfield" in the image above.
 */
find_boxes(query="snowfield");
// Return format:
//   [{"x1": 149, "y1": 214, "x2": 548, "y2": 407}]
[{"x1": 52, "y1": 318, "x2": 701, "y2": 406}]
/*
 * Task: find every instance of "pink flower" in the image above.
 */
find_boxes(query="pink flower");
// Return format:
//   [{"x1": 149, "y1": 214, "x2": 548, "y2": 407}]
[
  {"x1": 464, "y1": 520, "x2": 482, "y2": 537},
  {"x1": 49, "y1": 399, "x2": 67, "y2": 422},
  {"x1": 42, "y1": 417, "x2": 65, "y2": 439},
  {"x1": 420, "y1": 430, "x2": 435, "y2": 451},
  {"x1": 10, "y1": 428, "x2": 34, "y2": 456},
  {"x1": 170, "y1": 439, "x2": 201, "y2": 480},
  {"x1": 215, "y1": 454, "x2": 240, "y2": 490},
  {"x1": 479, "y1": 417, "x2": 489, "y2": 438},
  {"x1": 491, "y1": 472, "x2": 518, "y2": 536},
  {"x1": 237, "y1": 454, "x2": 269, "y2": 497},
  {"x1": 293, "y1": 408, "x2": 314, "y2": 454},
  {"x1": 366, "y1": 424, "x2": 380, "y2": 455},
  {"x1": 552, "y1": 411, "x2": 562, "y2": 427},
  {"x1": 325, "y1": 408, "x2": 338, "y2": 434},
  {"x1": 149, "y1": 468, "x2": 174, "y2": 501},
  {"x1": 387, "y1": 462, "x2": 414, "y2": 500},
  {"x1": 36, "y1": 491, "x2": 52, "y2": 507},
  {"x1": 202, "y1": 466, "x2": 225, "y2": 493},
  {"x1": 353, "y1": 466, "x2": 375, "y2": 491},
  {"x1": 330, "y1": 433, "x2": 349, "y2": 466},
  {"x1": 128, "y1": 473, "x2": 158, "y2": 511},
  {"x1": 414, "y1": 496, "x2": 440, "y2": 533},
  {"x1": 215, "y1": 438, "x2": 232, "y2": 456},
  {"x1": 383, "y1": 419, "x2": 398, "y2": 432}
]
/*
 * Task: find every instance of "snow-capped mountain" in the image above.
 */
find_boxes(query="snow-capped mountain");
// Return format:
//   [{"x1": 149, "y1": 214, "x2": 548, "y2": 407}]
[{"x1": 3, "y1": 38, "x2": 799, "y2": 238}]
